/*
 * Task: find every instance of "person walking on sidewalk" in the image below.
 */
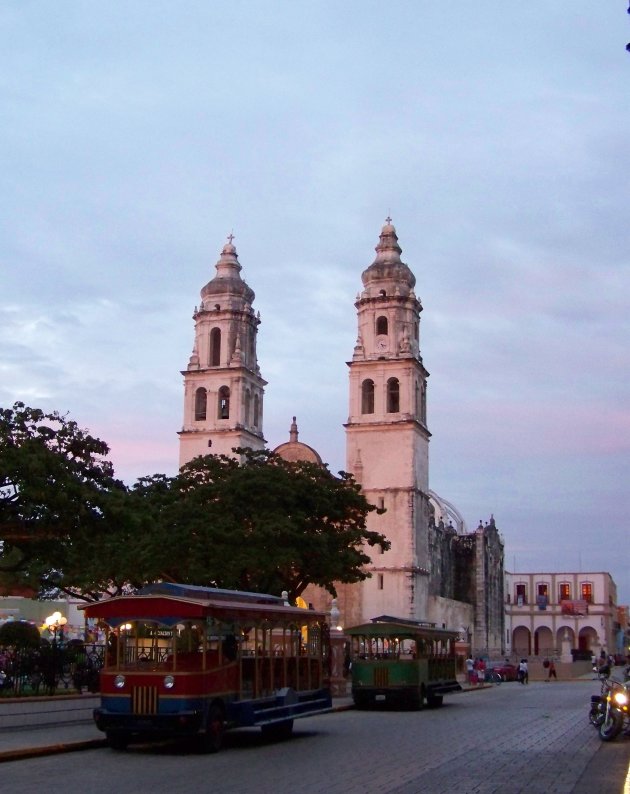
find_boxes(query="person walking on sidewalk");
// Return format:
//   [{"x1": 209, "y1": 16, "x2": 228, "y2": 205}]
[
  {"x1": 548, "y1": 659, "x2": 557, "y2": 680},
  {"x1": 465, "y1": 655, "x2": 475, "y2": 685},
  {"x1": 518, "y1": 658, "x2": 529, "y2": 684}
]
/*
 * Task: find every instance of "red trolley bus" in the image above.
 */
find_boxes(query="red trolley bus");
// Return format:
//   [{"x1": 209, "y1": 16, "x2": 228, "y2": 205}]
[{"x1": 82, "y1": 582, "x2": 332, "y2": 751}]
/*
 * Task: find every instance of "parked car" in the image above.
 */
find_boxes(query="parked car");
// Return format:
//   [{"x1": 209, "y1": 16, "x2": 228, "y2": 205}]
[{"x1": 484, "y1": 661, "x2": 518, "y2": 682}]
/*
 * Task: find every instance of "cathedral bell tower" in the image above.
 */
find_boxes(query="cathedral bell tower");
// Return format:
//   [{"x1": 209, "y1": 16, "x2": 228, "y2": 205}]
[
  {"x1": 178, "y1": 236, "x2": 267, "y2": 466},
  {"x1": 344, "y1": 219, "x2": 431, "y2": 622}
]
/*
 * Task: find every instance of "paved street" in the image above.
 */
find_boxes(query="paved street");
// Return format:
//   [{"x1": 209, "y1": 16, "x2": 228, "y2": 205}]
[{"x1": 1, "y1": 681, "x2": 628, "y2": 793}]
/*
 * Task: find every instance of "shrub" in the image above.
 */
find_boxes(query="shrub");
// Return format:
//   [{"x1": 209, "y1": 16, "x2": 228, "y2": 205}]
[{"x1": 0, "y1": 620, "x2": 41, "y2": 649}]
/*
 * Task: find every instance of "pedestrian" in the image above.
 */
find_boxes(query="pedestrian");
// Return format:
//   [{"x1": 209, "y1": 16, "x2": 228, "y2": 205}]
[
  {"x1": 477, "y1": 657, "x2": 486, "y2": 684},
  {"x1": 548, "y1": 659, "x2": 557, "y2": 680},
  {"x1": 465, "y1": 655, "x2": 475, "y2": 685},
  {"x1": 518, "y1": 658, "x2": 528, "y2": 684}
]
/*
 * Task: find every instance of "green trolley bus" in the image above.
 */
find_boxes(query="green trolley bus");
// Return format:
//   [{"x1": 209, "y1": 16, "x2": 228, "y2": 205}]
[{"x1": 346, "y1": 616, "x2": 462, "y2": 709}]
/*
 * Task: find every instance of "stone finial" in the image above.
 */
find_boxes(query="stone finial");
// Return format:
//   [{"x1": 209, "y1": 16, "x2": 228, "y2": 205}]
[
  {"x1": 289, "y1": 416, "x2": 298, "y2": 442},
  {"x1": 231, "y1": 334, "x2": 243, "y2": 364},
  {"x1": 188, "y1": 340, "x2": 200, "y2": 370}
]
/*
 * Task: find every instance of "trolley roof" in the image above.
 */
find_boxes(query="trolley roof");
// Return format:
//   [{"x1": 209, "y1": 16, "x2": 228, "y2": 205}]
[
  {"x1": 81, "y1": 583, "x2": 329, "y2": 628},
  {"x1": 345, "y1": 615, "x2": 460, "y2": 639}
]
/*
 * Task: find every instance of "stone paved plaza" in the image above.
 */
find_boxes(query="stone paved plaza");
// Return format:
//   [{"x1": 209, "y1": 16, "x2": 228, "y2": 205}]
[{"x1": 2, "y1": 681, "x2": 627, "y2": 793}]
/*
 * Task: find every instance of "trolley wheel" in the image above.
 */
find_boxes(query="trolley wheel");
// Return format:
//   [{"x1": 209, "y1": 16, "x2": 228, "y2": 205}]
[
  {"x1": 426, "y1": 694, "x2": 443, "y2": 708},
  {"x1": 199, "y1": 703, "x2": 225, "y2": 753},
  {"x1": 353, "y1": 692, "x2": 369, "y2": 709},
  {"x1": 261, "y1": 719, "x2": 294, "y2": 741},
  {"x1": 406, "y1": 690, "x2": 423, "y2": 710},
  {"x1": 106, "y1": 731, "x2": 129, "y2": 751}
]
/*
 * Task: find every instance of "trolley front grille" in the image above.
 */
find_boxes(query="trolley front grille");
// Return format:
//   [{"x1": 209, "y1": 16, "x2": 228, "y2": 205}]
[
  {"x1": 132, "y1": 686, "x2": 158, "y2": 715},
  {"x1": 373, "y1": 667, "x2": 389, "y2": 688}
]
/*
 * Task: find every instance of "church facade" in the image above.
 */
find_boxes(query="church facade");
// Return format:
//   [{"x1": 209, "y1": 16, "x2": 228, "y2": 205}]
[{"x1": 178, "y1": 221, "x2": 505, "y2": 655}]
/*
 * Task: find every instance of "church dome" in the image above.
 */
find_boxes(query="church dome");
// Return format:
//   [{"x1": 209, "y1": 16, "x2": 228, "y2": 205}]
[
  {"x1": 273, "y1": 417, "x2": 323, "y2": 466},
  {"x1": 361, "y1": 217, "x2": 416, "y2": 292},
  {"x1": 200, "y1": 236, "x2": 255, "y2": 303}
]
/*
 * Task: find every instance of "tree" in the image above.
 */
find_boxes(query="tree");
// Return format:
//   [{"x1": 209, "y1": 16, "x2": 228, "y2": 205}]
[
  {"x1": 0, "y1": 402, "x2": 126, "y2": 599},
  {"x1": 1, "y1": 403, "x2": 388, "y2": 603},
  {"x1": 133, "y1": 449, "x2": 388, "y2": 602},
  {"x1": 0, "y1": 620, "x2": 41, "y2": 649}
]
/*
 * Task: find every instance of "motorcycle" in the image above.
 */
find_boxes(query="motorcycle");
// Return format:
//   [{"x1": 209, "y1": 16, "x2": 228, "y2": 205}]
[
  {"x1": 599, "y1": 677, "x2": 630, "y2": 742},
  {"x1": 589, "y1": 668, "x2": 611, "y2": 728}
]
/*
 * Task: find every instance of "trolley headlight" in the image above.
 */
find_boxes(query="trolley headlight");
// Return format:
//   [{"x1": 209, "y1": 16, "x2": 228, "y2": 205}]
[
  {"x1": 613, "y1": 691, "x2": 628, "y2": 707},
  {"x1": 163, "y1": 675, "x2": 175, "y2": 689},
  {"x1": 114, "y1": 675, "x2": 126, "y2": 689}
]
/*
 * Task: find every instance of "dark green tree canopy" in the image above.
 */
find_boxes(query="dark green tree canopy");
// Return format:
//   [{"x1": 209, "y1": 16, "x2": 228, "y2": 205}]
[
  {"x1": 0, "y1": 619, "x2": 41, "y2": 649},
  {"x1": 134, "y1": 449, "x2": 388, "y2": 601},
  {"x1": 1, "y1": 404, "x2": 388, "y2": 603},
  {"x1": 0, "y1": 402, "x2": 125, "y2": 599}
]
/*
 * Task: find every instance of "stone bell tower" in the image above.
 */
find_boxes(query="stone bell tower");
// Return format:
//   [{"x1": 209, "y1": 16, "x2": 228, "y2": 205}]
[
  {"x1": 343, "y1": 218, "x2": 432, "y2": 624},
  {"x1": 178, "y1": 235, "x2": 267, "y2": 466}
]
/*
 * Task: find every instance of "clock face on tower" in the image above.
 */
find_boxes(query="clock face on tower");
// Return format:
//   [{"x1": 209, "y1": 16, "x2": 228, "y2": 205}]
[{"x1": 376, "y1": 335, "x2": 389, "y2": 353}]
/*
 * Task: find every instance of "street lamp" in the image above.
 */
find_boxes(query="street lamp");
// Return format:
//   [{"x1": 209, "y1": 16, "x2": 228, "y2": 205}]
[{"x1": 45, "y1": 611, "x2": 68, "y2": 645}]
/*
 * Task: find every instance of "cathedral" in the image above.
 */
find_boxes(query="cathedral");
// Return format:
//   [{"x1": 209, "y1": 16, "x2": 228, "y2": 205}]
[{"x1": 178, "y1": 220, "x2": 505, "y2": 655}]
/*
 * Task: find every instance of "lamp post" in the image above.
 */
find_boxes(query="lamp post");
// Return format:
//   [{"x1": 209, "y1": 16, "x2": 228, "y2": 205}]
[
  {"x1": 45, "y1": 611, "x2": 68, "y2": 646},
  {"x1": 44, "y1": 611, "x2": 68, "y2": 695}
]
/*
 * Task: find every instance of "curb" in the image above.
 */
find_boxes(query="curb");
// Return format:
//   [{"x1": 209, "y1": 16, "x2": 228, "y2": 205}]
[{"x1": 0, "y1": 738, "x2": 108, "y2": 763}]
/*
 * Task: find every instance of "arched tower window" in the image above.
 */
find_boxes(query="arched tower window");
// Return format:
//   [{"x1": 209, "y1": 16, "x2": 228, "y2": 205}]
[
  {"x1": 244, "y1": 389, "x2": 251, "y2": 426},
  {"x1": 210, "y1": 328, "x2": 221, "y2": 366},
  {"x1": 194, "y1": 387, "x2": 207, "y2": 421},
  {"x1": 218, "y1": 386, "x2": 230, "y2": 419},
  {"x1": 415, "y1": 380, "x2": 420, "y2": 417},
  {"x1": 376, "y1": 316, "x2": 388, "y2": 336},
  {"x1": 253, "y1": 393, "x2": 260, "y2": 428},
  {"x1": 361, "y1": 379, "x2": 375, "y2": 414},
  {"x1": 387, "y1": 378, "x2": 400, "y2": 413}
]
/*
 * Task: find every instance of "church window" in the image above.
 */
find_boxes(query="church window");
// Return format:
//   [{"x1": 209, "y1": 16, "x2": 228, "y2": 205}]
[
  {"x1": 376, "y1": 316, "x2": 388, "y2": 336},
  {"x1": 377, "y1": 574, "x2": 384, "y2": 590},
  {"x1": 414, "y1": 381, "x2": 420, "y2": 416},
  {"x1": 515, "y1": 583, "x2": 527, "y2": 606},
  {"x1": 253, "y1": 393, "x2": 261, "y2": 428},
  {"x1": 194, "y1": 387, "x2": 207, "y2": 421},
  {"x1": 414, "y1": 321, "x2": 418, "y2": 340},
  {"x1": 361, "y1": 379, "x2": 375, "y2": 414},
  {"x1": 558, "y1": 582, "x2": 571, "y2": 602},
  {"x1": 218, "y1": 386, "x2": 230, "y2": 419},
  {"x1": 378, "y1": 497, "x2": 384, "y2": 510},
  {"x1": 210, "y1": 328, "x2": 221, "y2": 366},
  {"x1": 244, "y1": 389, "x2": 251, "y2": 426},
  {"x1": 580, "y1": 581, "x2": 593, "y2": 604},
  {"x1": 386, "y1": 378, "x2": 400, "y2": 413}
]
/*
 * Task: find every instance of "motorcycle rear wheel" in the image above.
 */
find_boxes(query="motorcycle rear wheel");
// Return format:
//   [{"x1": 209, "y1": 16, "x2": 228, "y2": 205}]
[{"x1": 599, "y1": 710, "x2": 623, "y2": 742}]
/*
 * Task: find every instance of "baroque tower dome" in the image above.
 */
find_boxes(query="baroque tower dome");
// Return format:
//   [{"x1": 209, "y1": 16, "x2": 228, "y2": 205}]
[
  {"x1": 200, "y1": 235, "x2": 255, "y2": 304},
  {"x1": 361, "y1": 218, "x2": 416, "y2": 295}
]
